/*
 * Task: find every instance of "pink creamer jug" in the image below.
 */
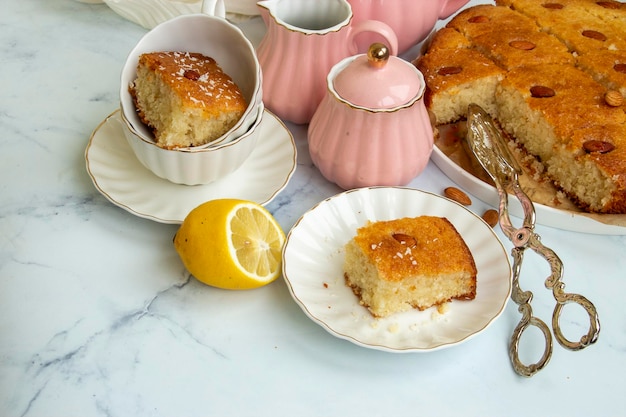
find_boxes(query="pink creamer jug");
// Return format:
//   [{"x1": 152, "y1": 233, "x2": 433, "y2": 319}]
[
  {"x1": 347, "y1": 0, "x2": 470, "y2": 54},
  {"x1": 256, "y1": 0, "x2": 398, "y2": 124},
  {"x1": 308, "y1": 43, "x2": 434, "y2": 189}
]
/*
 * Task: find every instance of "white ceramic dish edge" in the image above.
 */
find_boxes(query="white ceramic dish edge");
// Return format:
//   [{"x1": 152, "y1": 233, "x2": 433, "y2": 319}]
[{"x1": 431, "y1": 146, "x2": 626, "y2": 235}]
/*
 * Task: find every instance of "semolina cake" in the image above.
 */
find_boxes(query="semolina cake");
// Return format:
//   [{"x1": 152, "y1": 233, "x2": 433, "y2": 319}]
[
  {"x1": 415, "y1": 1, "x2": 626, "y2": 213},
  {"x1": 130, "y1": 51, "x2": 247, "y2": 149},
  {"x1": 495, "y1": 63, "x2": 626, "y2": 212},
  {"x1": 446, "y1": 4, "x2": 540, "y2": 40},
  {"x1": 537, "y1": 12, "x2": 626, "y2": 54},
  {"x1": 580, "y1": 0, "x2": 626, "y2": 26},
  {"x1": 415, "y1": 47, "x2": 505, "y2": 124},
  {"x1": 343, "y1": 216, "x2": 477, "y2": 318},
  {"x1": 495, "y1": 0, "x2": 626, "y2": 54},
  {"x1": 496, "y1": 0, "x2": 626, "y2": 26},
  {"x1": 471, "y1": 27, "x2": 575, "y2": 70},
  {"x1": 423, "y1": 27, "x2": 473, "y2": 51}
]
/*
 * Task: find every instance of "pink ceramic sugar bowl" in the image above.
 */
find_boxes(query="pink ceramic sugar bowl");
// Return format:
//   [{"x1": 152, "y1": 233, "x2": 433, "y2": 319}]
[{"x1": 308, "y1": 43, "x2": 434, "y2": 190}]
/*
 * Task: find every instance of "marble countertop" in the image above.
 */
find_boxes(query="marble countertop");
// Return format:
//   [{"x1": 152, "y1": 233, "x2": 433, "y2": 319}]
[{"x1": 2, "y1": 1, "x2": 625, "y2": 416}]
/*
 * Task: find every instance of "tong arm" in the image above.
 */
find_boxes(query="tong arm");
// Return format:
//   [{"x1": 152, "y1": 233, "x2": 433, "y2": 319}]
[
  {"x1": 509, "y1": 247, "x2": 553, "y2": 377},
  {"x1": 526, "y1": 233, "x2": 601, "y2": 350},
  {"x1": 496, "y1": 183, "x2": 553, "y2": 377},
  {"x1": 507, "y1": 214, "x2": 600, "y2": 376},
  {"x1": 466, "y1": 103, "x2": 600, "y2": 376}
]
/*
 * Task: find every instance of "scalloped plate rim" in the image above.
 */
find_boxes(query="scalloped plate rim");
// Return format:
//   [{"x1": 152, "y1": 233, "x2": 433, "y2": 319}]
[{"x1": 85, "y1": 109, "x2": 296, "y2": 224}]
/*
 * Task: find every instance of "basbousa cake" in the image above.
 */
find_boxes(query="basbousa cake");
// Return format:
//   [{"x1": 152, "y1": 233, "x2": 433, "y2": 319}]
[
  {"x1": 415, "y1": 1, "x2": 626, "y2": 214},
  {"x1": 343, "y1": 216, "x2": 477, "y2": 318},
  {"x1": 130, "y1": 51, "x2": 247, "y2": 149}
]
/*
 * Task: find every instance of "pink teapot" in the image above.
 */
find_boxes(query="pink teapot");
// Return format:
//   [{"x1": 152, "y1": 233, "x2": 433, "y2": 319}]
[
  {"x1": 348, "y1": 0, "x2": 470, "y2": 54},
  {"x1": 308, "y1": 43, "x2": 434, "y2": 189},
  {"x1": 256, "y1": 0, "x2": 398, "y2": 124}
]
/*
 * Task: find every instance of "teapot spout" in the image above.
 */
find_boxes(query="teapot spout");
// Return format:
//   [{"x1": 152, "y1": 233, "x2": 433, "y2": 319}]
[{"x1": 438, "y1": 0, "x2": 470, "y2": 19}]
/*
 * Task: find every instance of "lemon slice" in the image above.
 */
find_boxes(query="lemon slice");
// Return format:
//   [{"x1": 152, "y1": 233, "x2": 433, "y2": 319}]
[{"x1": 174, "y1": 199, "x2": 286, "y2": 290}]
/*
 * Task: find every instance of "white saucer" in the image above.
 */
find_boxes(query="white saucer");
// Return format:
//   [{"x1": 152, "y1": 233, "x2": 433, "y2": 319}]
[{"x1": 85, "y1": 109, "x2": 297, "y2": 224}]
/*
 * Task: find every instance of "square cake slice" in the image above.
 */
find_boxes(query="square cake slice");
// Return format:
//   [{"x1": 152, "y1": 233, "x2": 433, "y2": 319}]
[
  {"x1": 343, "y1": 216, "x2": 477, "y2": 318},
  {"x1": 130, "y1": 51, "x2": 247, "y2": 149},
  {"x1": 414, "y1": 47, "x2": 504, "y2": 124}
]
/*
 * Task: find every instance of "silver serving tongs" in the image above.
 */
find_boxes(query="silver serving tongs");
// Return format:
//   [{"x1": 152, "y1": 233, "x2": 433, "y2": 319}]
[{"x1": 465, "y1": 103, "x2": 600, "y2": 377}]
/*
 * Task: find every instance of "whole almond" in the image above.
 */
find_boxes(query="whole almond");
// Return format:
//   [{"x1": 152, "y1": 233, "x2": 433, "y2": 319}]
[
  {"x1": 509, "y1": 40, "x2": 536, "y2": 50},
  {"x1": 614, "y1": 63, "x2": 626, "y2": 74},
  {"x1": 444, "y1": 187, "x2": 472, "y2": 205},
  {"x1": 468, "y1": 15, "x2": 489, "y2": 23},
  {"x1": 542, "y1": 2, "x2": 564, "y2": 9},
  {"x1": 530, "y1": 85, "x2": 556, "y2": 98},
  {"x1": 605, "y1": 90, "x2": 624, "y2": 107},
  {"x1": 482, "y1": 209, "x2": 499, "y2": 227},
  {"x1": 582, "y1": 30, "x2": 607, "y2": 41},
  {"x1": 583, "y1": 140, "x2": 615, "y2": 154},
  {"x1": 392, "y1": 233, "x2": 417, "y2": 248},
  {"x1": 438, "y1": 66, "x2": 463, "y2": 76},
  {"x1": 597, "y1": 1, "x2": 620, "y2": 9},
  {"x1": 183, "y1": 70, "x2": 200, "y2": 81}
]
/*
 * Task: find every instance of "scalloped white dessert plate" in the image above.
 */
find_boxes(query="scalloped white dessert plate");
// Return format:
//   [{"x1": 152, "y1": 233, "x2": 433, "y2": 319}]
[
  {"x1": 85, "y1": 109, "x2": 296, "y2": 223},
  {"x1": 431, "y1": 146, "x2": 626, "y2": 235},
  {"x1": 282, "y1": 186, "x2": 512, "y2": 352}
]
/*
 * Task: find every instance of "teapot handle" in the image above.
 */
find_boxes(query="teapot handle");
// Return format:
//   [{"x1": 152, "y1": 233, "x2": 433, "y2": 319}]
[
  {"x1": 348, "y1": 20, "x2": 398, "y2": 56},
  {"x1": 201, "y1": 0, "x2": 226, "y2": 19}
]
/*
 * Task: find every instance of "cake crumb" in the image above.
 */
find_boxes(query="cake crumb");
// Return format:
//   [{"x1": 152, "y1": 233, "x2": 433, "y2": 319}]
[{"x1": 437, "y1": 302, "x2": 450, "y2": 314}]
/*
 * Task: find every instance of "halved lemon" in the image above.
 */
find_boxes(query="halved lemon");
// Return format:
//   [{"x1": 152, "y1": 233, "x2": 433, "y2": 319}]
[{"x1": 174, "y1": 199, "x2": 286, "y2": 290}]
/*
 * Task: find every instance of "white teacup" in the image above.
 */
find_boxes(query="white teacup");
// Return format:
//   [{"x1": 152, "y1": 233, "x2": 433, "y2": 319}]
[{"x1": 120, "y1": 0, "x2": 262, "y2": 149}]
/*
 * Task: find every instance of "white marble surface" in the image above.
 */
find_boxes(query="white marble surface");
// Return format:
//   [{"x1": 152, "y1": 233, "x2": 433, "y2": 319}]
[{"x1": 1, "y1": 1, "x2": 625, "y2": 416}]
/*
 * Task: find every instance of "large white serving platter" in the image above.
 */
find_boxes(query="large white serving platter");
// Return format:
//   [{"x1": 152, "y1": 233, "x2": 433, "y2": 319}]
[{"x1": 282, "y1": 186, "x2": 512, "y2": 352}]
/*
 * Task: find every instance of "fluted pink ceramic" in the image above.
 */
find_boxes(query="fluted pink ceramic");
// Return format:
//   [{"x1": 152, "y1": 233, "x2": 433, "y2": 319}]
[
  {"x1": 308, "y1": 45, "x2": 434, "y2": 190},
  {"x1": 256, "y1": 0, "x2": 398, "y2": 124},
  {"x1": 348, "y1": 0, "x2": 470, "y2": 54}
]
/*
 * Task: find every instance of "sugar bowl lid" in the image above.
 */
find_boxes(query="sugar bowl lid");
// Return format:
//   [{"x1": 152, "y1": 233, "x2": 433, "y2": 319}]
[{"x1": 332, "y1": 43, "x2": 424, "y2": 109}]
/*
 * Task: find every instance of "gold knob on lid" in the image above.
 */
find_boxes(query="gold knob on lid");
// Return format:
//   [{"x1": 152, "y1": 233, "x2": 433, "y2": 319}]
[{"x1": 367, "y1": 43, "x2": 389, "y2": 68}]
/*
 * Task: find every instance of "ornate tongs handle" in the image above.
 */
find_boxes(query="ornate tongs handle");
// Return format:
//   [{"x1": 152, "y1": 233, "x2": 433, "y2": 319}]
[
  {"x1": 508, "y1": 227, "x2": 601, "y2": 377},
  {"x1": 526, "y1": 233, "x2": 601, "y2": 351},
  {"x1": 509, "y1": 246, "x2": 553, "y2": 377},
  {"x1": 465, "y1": 103, "x2": 601, "y2": 377}
]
